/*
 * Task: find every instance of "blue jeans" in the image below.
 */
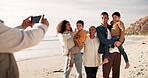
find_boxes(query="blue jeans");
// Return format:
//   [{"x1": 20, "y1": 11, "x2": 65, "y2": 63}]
[
  {"x1": 63, "y1": 52, "x2": 82, "y2": 78},
  {"x1": 104, "y1": 35, "x2": 129, "y2": 62}
]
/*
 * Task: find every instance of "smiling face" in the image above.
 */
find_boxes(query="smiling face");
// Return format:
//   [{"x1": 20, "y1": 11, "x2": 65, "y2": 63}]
[
  {"x1": 101, "y1": 14, "x2": 109, "y2": 24},
  {"x1": 89, "y1": 26, "x2": 96, "y2": 36},
  {"x1": 65, "y1": 22, "x2": 71, "y2": 31},
  {"x1": 76, "y1": 23, "x2": 84, "y2": 31}
]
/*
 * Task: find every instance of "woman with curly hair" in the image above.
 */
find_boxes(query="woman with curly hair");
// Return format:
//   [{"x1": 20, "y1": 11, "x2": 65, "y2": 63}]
[{"x1": 57, "y1": 20, "x2": 83, "y2": 78}]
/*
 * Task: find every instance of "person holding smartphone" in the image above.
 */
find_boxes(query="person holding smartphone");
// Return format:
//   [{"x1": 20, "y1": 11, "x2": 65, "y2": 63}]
[{"x1": 0, "y1": 15, "x2": 49, "y2": 78}]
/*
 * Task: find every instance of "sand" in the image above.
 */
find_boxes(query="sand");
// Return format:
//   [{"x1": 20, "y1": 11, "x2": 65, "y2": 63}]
[{"x1": 17, "y1": 36, "x2": 148, "y2": 78}]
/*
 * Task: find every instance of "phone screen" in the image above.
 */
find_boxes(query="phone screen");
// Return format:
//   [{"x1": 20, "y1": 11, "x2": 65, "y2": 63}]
[{"x1": 31, "y1": 16, "x2": 41, "y2": 23}]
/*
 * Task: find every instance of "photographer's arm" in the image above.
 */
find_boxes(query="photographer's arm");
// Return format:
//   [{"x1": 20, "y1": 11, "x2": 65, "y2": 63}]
[
  {"x1": 15, "y1": 16, "x2": 33, "y2": 29},
  {"x1": 15, "y1": 26, "x2": 23, "y2": 29},
  {"x1": 0, "y1": 16, "x2": 49, "y2": 53}
]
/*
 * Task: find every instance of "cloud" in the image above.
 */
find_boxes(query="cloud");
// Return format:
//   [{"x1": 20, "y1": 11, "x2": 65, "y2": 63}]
[{"x1": 0, "y1": 0, "x2": 147, "y2": 36}]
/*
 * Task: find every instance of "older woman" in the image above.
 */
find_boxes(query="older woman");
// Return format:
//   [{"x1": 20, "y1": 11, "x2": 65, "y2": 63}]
[
  {"x1": 83, "y1": 26, "x2": 101, "y2": 78},
  {"x1": 56, "y1": 20, "x2": 82, "y2": 78}
]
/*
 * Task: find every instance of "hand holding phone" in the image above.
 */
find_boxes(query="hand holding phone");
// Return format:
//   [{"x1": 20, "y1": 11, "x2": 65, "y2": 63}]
[
  {"x1": 31, "y1": 15, "x2": 49, "y2": 26},
  {"x1": 40, "y1": 15, "x2": 49, "y2": 26},
  {"x1": 22, "y1": 16, "x2": 34, "y2": 29}
]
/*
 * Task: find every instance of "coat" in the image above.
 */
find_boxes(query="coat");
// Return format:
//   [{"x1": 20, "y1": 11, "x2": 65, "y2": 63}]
[
  {"x1": 0, "y1": 21, "x2": 48, "y2": 78},
  {"x1": 96, "y1": 25, "x2": 115, "y2": 54}
]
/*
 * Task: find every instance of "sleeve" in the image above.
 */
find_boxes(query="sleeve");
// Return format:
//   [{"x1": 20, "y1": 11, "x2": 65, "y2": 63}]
[
  {"x1": 75, "y1": 31, "x2": 87, "y2": 43},
  {"x1": 118, "y1": 21, "x2": 125, "y2": 43},
  {"x1": 96, "y1": 27, "x2": 115, "y2": 45},
  {"x1": 0, "y1": 23, "x2": 48, "y2": 53},
  {"x1": 15, "y1": 25, "x2": 23, "y2": 29}
]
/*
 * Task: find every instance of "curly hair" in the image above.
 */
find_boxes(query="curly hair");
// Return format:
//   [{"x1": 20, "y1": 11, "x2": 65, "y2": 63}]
[{"x1": 56, "y1": 20, "x2": 72, "y2": 34}]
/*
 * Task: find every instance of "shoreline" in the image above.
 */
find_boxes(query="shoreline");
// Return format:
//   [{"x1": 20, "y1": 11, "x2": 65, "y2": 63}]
[
  {"x1": 16, "y1": 54, "x2": 62, "y2": 62},
  {"x1": 17, "y1": 36, "x2": 148, "y2": 78},
  {"x1": 16, "y1": 36, "x2": 148, "y2": 62}
]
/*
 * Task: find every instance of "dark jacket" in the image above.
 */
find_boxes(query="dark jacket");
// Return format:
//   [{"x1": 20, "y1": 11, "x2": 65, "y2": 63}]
[{"x1": 96, "y1": 25, "x2": 115, "y2": 54}]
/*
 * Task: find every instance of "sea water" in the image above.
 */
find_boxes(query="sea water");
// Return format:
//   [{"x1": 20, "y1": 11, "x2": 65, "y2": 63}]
[
  {"x1": 14, "y1": 36, "x2": 61, "y2": 61},
  {"x1": 14, "y1": 36, "x2": 134, "y2": 62}
]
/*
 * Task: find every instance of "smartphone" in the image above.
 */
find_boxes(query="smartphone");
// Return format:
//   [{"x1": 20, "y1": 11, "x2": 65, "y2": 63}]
[{"x1": 31, "y1": 15, "x2": 41, "y2": 23}]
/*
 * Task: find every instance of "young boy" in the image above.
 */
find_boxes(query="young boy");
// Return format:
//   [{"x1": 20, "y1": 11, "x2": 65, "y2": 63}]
[
  {"x1": 67, "y1": 20, "x2": 87, "y2": 71},
  {"x1": 103, "y1": 12, "x2": 130, "y2": 69}
]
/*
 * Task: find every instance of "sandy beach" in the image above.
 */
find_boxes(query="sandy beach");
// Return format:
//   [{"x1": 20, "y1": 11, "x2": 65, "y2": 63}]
[{"x1": 17, "y1": 36, "x2": 148, "y2": 78}]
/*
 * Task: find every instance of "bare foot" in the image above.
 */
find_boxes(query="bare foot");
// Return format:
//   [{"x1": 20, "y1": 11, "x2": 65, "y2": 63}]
[
  {"x1": 125, "y1": 62, "x2": 130, "y2": 69},
  {"x1": 100, "y1": 58, "x2": 109, "y2": 65}
]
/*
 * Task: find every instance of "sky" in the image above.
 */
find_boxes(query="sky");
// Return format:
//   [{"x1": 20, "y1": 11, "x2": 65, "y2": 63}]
[{"x1": 0, "y1": 0, "x2": 148, "y2": 36}]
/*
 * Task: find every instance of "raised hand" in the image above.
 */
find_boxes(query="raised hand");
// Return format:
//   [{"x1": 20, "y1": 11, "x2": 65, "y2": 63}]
[
  {"x1": 40, "y1": 15, "x2": 49, "y2": 27},
  {"x1": 21, "y1": 16, "x2": 34, "y2": 29},
  {"x1": 71, "y1": 29, "x2": 77, "y2": 36}
]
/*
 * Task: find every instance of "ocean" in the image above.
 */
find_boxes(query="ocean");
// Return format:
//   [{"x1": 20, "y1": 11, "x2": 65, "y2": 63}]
[
  {"x1": 14, "y1": 36, "x2": 61, "y2": 61},
  {"x1": 14, "y1": 36, "x2": 137, "y2": 62}
]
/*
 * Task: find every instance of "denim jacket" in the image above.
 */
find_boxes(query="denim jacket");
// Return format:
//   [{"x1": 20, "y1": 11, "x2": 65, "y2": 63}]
[{"x1": 96, "y1": 25, "x2": 115, "y2": 54}]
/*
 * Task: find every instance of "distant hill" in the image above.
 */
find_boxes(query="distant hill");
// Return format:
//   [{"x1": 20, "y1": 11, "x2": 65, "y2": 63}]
[{"x1": 125, "y1": 16, "x2": 148, "y2": 35}]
